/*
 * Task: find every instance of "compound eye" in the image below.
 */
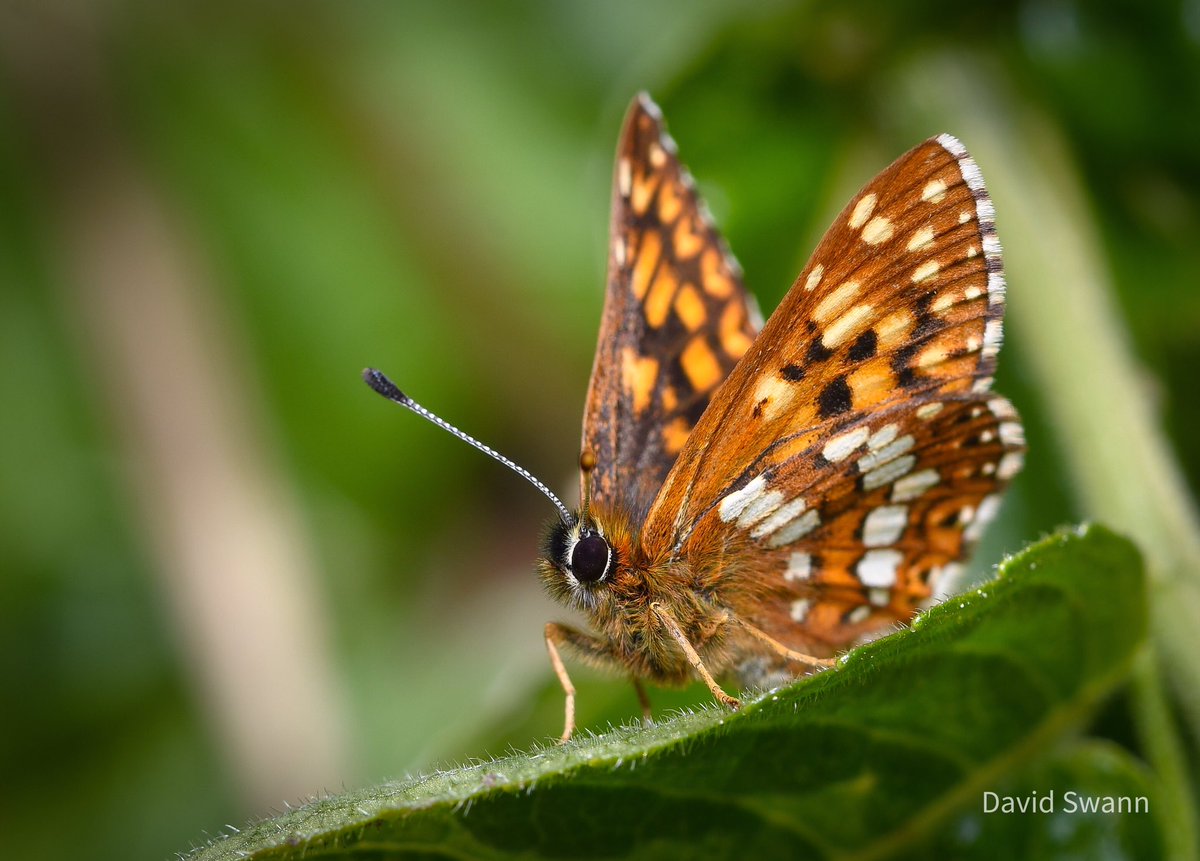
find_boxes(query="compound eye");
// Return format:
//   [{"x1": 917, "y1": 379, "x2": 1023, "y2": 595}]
[{"x1": 570, "y1": 534, "x2": 611, "y2": 583}]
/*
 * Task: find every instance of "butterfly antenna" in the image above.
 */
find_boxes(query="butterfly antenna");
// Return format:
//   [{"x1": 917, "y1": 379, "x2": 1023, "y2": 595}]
[
  {"x1": 578, "y1": 449, "x2": 597, "y2": 529},
  {"x1": 363, "y1": 368, "x2": 572, "y2": 524}
]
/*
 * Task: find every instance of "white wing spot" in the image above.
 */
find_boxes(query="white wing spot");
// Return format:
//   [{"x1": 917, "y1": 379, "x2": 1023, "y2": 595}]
[
  {"x1": 960, "y1": 210, "x2": 973, "y2": 224},
  {"x1": 804, "y1": 264, "x2": 824, "y2": 292},
  {"x1": 718, "y1": 475, "x2": 767, "y2": 523},
  {"x1": 862, "y1": 216, "x2": 894, "y2": 245},
  {"x1": 997, "y1": 451, "x2": 1024, "y2": 480},
  {"x1": 918, "y1": 343, "x2": 948, "y2": 369},
  {"x1": 862, "y1": 454, "x2": 916, "y2": 491},
  {"x1": 814, "y1": 280, "x2": 862, "y2": 322},
  {"x1": 823, "y1": 426, "x2": 870, "y2": 462},
  {"x1": 907, "y1": 226, "x2": 935, "y2": 251},
  {"x1": 966, "y1": 244, "x2": 979, "y2": 256},
  {"x1": 916, "y1": 402, "x2": 944, "y2": 420},
  {"x1": 862, "y1": 504, "x2": 908, "y2": 547},
  {"x1": 849, "y1": 193, "x2": 877, "y2": 229},
  {"x1": 638, "y1": 93, "x2": 663, "y2": 118},
  {"x1": 922, "y1": 179, "x2": 947, "y2": 202},
  {"x1": 999, "y1": 421, "x2": 1025, "y2": 447},
  {"x1": 785, "y1": 552, "x2": 813, "y2": 581},
  {"x1": 847, "y1": 605, "x2": 872, "y2": 625},
  {"x1": 737, "y1": 489, "x2": 785, "y2": 529},
  {"x1": 932, "y1": 292, "x2": 956, "y2": 313},
  {"x1": 891, "y1": 468, "x2": 940, "y2": 502},
  {"x1": 618, "y1": 157, "x2": 632, "y2": 198},
  {"x1": 858, "y1": 548, "x2": 903, "y2": 588},
  {"x1": 822, "y1": 303, "x2": 875, "y2": 349},
  {"x1": 912, "y1": 260, "x2": 940, "y2": 283},
  {"x1": 751, "y1": 497, "x2": 806, "y2": 538},
  {"x1": 982, "y1": 319, "x2": 1004, "y2": 359},
  {"x1": 988, "y1": 398, "x2": 1018, "y2": 419},
  {"x1": 790, "y1": 598, "x2": 812, "y2": 622},
  {"x1": 648, "y1": 142, "x2": 666, "y2": 168},
  {"x1": 868, "y1": 587, "x2": 891, "y2": 607},
  {"x1": 964, "y1": 284, "x2": 983, "y2": 300},
  {"x1": 766, "y1": 509, "x2": 821, "y2": 548},
  {"x1": 614, "y1": 236, "x2": 627, "y2": 267},
  {"x1": 752, "y1": 375, "x2": 797, "y2": 422},
  {"x1": 858, "y1": 435, "x2": 915, "y2": 474},
  {"x1": 867, "y1": 423, "x2": 898, "y2": 451}
]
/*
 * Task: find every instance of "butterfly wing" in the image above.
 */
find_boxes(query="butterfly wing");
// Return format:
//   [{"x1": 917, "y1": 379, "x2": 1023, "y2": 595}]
[
  {"x1": 714, "y1": 393, "x2": 1023, "y2": 655},
  {"x1": 582, "y1": 94, "x2": 761, "y2": 521},
  {"x1": 639, "y1": 133, "x2": 1022, "y2": 647}
]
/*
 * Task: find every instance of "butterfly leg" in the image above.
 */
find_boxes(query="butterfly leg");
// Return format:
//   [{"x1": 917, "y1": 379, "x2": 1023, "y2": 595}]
[
  {"x1": 632, "y1": 677, "x2": 653, "y2": 726},
  {"x1": 650, "y1": 602, "x2": 742, "y2": 711},
  {"x1": 544, "y1": 622, "x2": 615, "y2": 743},
  {"x1": 734, "y1": 618, "x2": 838, "y2": 669},
  {"x1": 544, "y1": 623, "x2": 579, "y2": 743}
]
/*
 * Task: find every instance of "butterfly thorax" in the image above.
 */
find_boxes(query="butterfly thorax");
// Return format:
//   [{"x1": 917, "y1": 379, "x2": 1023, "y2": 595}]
[{"x1": 538, "y1": 501, "x2": 742, "y2": 685}]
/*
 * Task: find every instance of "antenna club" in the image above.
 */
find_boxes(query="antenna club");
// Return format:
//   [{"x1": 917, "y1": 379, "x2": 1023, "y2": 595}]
[
  {"x1": 580, "y1": 449, "x2": 597, "y2": 473},
  {"x1": 363, "y1": 368, "x2": 409, "y2": 404}
]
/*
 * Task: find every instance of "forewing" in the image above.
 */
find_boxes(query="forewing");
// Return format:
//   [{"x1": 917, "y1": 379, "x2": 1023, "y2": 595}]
[
  {"x1": 643, "y1": 133, "x2": 1010, "y2": 553},
  {"x1": 582, "y1": 94, "x2": 760, "y2": 520},
  {"x1": 637, "y1": 132, "x2": 1023, "y2": 649}
]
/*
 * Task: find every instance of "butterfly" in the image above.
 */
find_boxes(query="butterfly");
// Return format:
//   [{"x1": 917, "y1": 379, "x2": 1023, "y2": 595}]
[{"x1": 365, "y1": 92, "x2": 1024, "y2": 743}]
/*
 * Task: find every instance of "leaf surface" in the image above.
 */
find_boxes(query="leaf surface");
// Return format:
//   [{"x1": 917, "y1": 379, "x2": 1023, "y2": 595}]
[{"x1": 188, "y1": 524, "x2": 1152, "y2": 860}]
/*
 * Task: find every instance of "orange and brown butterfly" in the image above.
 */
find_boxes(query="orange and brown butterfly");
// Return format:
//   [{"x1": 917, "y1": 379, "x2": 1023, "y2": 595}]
[{"x1": 364, "y1": 92, "x2": 1024, "y2": 743}]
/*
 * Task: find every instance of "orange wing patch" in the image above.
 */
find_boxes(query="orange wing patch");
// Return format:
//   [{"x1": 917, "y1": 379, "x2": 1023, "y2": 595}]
[
  {"x1": 681, "y1": 337, "x2": 723, "y2": 392},
  {"x1": 620, "y1": 348, "x2": 658, "y2": 415},
  {"x1": 581, "y1": 94, "x2": 761, "y2": 517}
]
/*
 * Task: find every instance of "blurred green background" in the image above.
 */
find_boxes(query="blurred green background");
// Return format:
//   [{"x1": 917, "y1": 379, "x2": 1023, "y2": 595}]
[{"x1": 2, "y1": 2, "x2": 1199, "y2": 859}]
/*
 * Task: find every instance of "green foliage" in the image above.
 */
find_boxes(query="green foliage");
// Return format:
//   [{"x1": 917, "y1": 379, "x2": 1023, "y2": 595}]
[
  {"x1": 4, "y1": 4, "x2": 1199, "y2": 860},
  {"x1": 189, "y1": 526, "x2": 1158, "y2": 860}
]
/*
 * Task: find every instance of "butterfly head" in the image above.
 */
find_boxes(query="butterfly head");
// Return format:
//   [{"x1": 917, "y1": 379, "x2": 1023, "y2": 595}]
[
  {"x1": 538, "y1": 504, "x2": 638, "y2": 613},
  {"x1": 542, "y1": 516, "x2": 615, "y2": 588},
  {"x1": 537, "y1": 450, "x2": 630, "y2": 608}
]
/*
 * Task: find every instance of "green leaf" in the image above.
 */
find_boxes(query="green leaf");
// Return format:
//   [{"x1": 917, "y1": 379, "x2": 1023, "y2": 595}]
[
  {"x1": 915, "y1": 741, "x2": 1164, "y2": 861},
  {"x1": 188, "y1": 525, "x2": 1150, "y2": 860}
]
